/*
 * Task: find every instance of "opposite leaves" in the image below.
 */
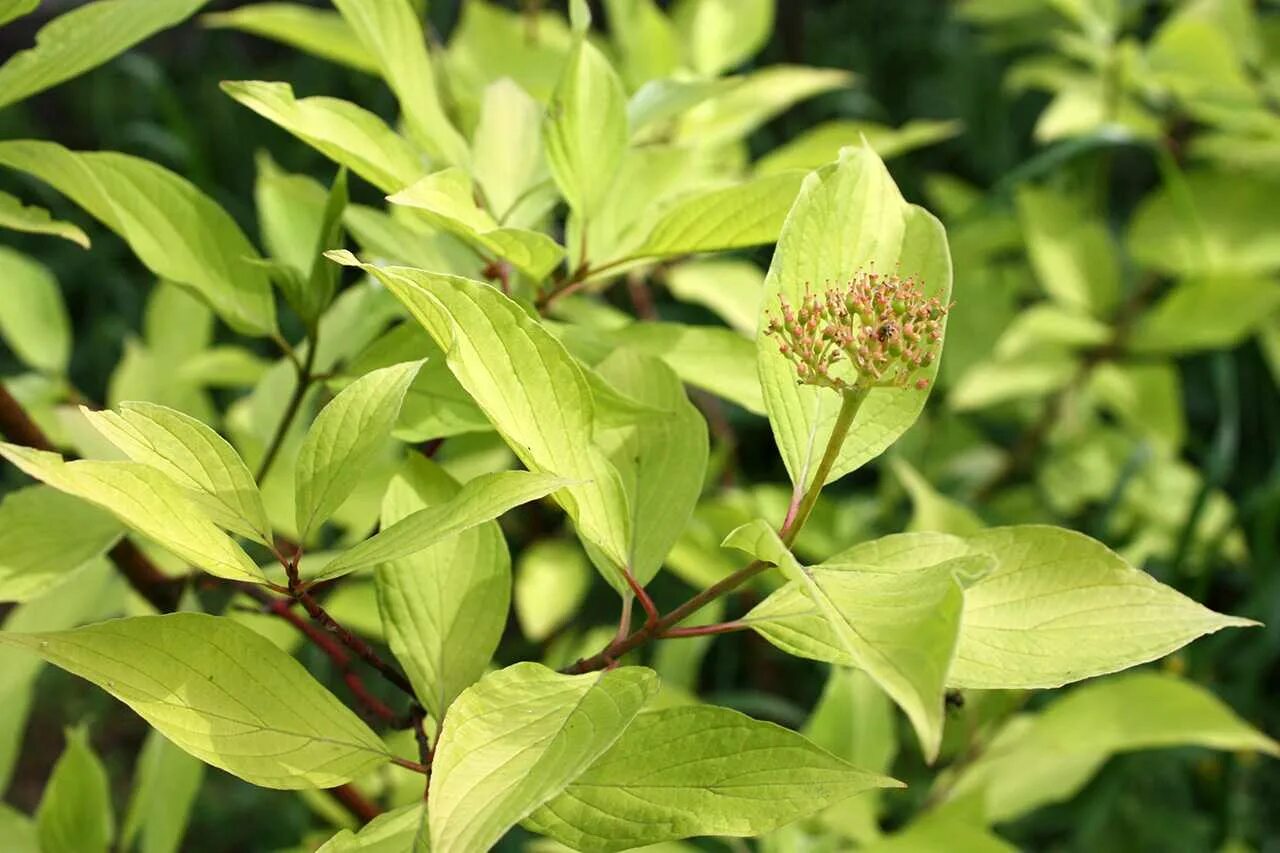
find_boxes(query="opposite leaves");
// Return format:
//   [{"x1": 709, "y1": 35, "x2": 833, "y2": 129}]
[
  {"x1": 525, "y1": 705, "x2": 898, "y2": 852},
  {"x1": 0, "y1": 614, "x2": 390, "y2": 788},
  {"x1": 428, "y1": 663, "x2": 658, "y2": 853}
]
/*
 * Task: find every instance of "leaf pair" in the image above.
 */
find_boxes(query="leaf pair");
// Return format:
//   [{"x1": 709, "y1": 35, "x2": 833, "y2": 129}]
[
  {"x1": 733, "y1": 525, "x2": 1256, "y2": 762},
  {"x1": 428, "y1": 662, "x2": 897, "y2": 852}
]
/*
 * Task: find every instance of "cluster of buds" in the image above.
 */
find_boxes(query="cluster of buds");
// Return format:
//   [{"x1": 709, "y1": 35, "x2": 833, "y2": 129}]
[{"x1": 765, "y1": 269, "x2": 950, "y2": 392}]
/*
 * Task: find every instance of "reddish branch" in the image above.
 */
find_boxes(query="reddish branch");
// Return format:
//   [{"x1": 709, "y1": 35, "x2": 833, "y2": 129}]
[{"x1": 0, "y1": 386, "x2": 387, "y2": 822}]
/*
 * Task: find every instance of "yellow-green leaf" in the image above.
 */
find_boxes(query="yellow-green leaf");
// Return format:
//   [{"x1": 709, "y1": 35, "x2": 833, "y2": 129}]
[
  {"x1": 0, "y1": 613, "x2": 390, "y2": 788},
  {"x1": 0, "y1": 443, "x2": 264, "y2": 583},
  {"x1": 0, "y1": 247, "x2": 71, "y2": 374},
  {"x1": 0, "y1": 486, "x2": 122, "y2": 604},
  {"x1": 0, "y1": 190, "x2": 89, "y2": 248},
  {"x1": 203, "y1": 3, "x2": 379, "y2": 73},
  {"x1": 0, "y1": 140, "x2": 275, "y2": 336},
  {"x1": 36, "y1": 727, "x2": 113, "y2": 853}
]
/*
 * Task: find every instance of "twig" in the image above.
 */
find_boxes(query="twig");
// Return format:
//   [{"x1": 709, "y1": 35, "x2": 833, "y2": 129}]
[
  {"x1": 282, "y1": 554, "x2": 417, "y2": 699},
  {"x1": 660, "y1": 621, "x2": 748, "y2": 639},
  {"x1": 256, "y1": 332, "x2": 318, "y2": 483}
]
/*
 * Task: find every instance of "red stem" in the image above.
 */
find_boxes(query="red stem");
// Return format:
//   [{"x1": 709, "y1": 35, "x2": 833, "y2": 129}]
[{"x1": 660, "y1": 621, "x2": 749, "y2": 639}]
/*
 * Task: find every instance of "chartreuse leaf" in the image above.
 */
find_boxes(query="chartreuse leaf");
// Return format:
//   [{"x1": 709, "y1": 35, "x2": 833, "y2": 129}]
[
  {"x1": 665, "y1": 259, "x2": 764, "y2": 336},
  {"x1": 428, "y1": 663, "x2": 659, "y2": 853},
  {"x1": 726, "y1": 519, "x2": 963, "y2": 761},
  {"x1": 36, "y1": 727, "x2": 113, "y2": 853},
  {"x1": 0, "y1": 248, "x2": 71, "y2": 374},
  {"x1": 254, "y1": 153, "x2": 327, "y2": 275},
  {"x1": 759, "y1": 146, "x2": 951, "y2": 491},
  {"x1": 81, "y1": 402, "x2": 272, "y2": 545},
  {"x1": 861, "y1": 812, "x2": 1015, "y2": 853},
  {"x1": 892, "y1": 457, "x2": 984, "y2": 536},
  {"x1": 603, "y1": 0, "x2": 679, "y2": 89},
  {"x1": 678, "y1": 66, "x2": 854, "y2": 148},
  {"x1": 544, "y1": 23, "x2": 627, "y2": 220},
  {"x1": 0, "y1": 486, "x2": 122, "y2": 603},
  {"x1": 319, "y1": 804, "x2": 426, "y2": 853},
  {"x1": 591, "y1": 350, "x2": 708, "y2": 585},
  {"x1": 0, "y1": 444, "x2": 265, "y2": 583},
  {"x1": 294, "y1": 360, "x2": 421, "y2": 539},
  {"x1": 330, "y1": 256, "x2": 634, "y2": 588},
  {"x1": 516, "y1": 539, "x2": 591, "y2": 642},
  {"x1": 673, "y1": 0, "x2": 773, "y2": 75},
  {"x1": 622, "y1": 171, "x2": 806, "y2": 264},
  {"x1": 0, "y1": 0, "x2": 38, "y2": 27},
  {"x1": 388, "y1": 169, "x2": 564, "y2": 281},
  {"x1": 1016, "y1": 185, "x2": 1119, "y2": 316},
  {"x1": 943, "y1": 673, "x2": 1279, "y2": 823},
  {"x1": 0, "y1": 141, "x2": 275, "y2": 336},
  {"x1": 203, "y1": 3, "x2": 379, "y2": 73},
  {"x1": 1127, "y1": 275, "x2": 1280, "y2": 354},
  {"x1": 0, "y1": 0, "x2": 207, "y2": 109},
  {"x1": 221, "y1": 81, "x2": 423, "y2": 194},
  {"x1": 805, "y1": 668, "x2": 898, "y2": 843},
  {"x1": 0, "y1": 191, "x2": 89, "y2": 248},
  {"x1": 375, "y1": 455, "x2": 510, "y2": 721},
  {"x1": 471, "y1": 79, "x2": 549, "y2": 224},
  {"x1": 332, "y1": 0, "x2": 469, "y2": 167},
  {"x1": 121, "y1": 728, "x2": 204, "y2": 853},
  {"x1": 750, "y1": 526, "x2": 1254, "y2": 692},
  {"x1": 0, "y1": 613, "x2": 390, "y2": 787},
  {"x1": 948, "y1": 526, "x2": 1257, "y2": 689},
  {"x1": 756, "y1": 119, "x2": 963, "y2": 174},
  {"x1": 0, "y1": 804, "x2": 37, "y2": 853},
  {"x1": 316, "y1": 469, "x2": 568, "y2": 581},
  {"x1": 526, "y1": 704, "x2": 897, "y2": 851}
]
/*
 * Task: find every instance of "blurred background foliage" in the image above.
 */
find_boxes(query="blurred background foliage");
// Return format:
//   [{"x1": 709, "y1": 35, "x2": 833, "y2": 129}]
[{"x1": 1, "y1": 0, "x2": 1278, "y2": 851}]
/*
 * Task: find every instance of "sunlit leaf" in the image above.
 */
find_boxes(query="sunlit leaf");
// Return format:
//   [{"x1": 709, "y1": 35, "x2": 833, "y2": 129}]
[
  {"x1": 0, "y1": 247, "x2": 71, "y2": 374},
  {"x1": 0, "y1": 190, "x2": 89, "y2": 248},
  {"x1": 203, "y1": 3, "x2": 379, "y2": 72}
]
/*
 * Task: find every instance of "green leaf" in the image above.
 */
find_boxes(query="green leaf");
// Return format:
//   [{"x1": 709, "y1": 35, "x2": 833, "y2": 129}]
[
  {"x1": 0, "y1": 613, "x2": 390, "y2": 788},
  {"x1": 1088, "y1": 362, "x2": 1185, "y2": 451},
  {"x1": 590, "y1": 350, "x2": 708, "y2": 585},
  {"x1": 603, "y1": 0, "x2": 680, "y2": 89},
  {"x1": 0, "y1": 485, "x2": 122, "y2": 603},
  {"x1": 726, "y1": 520, "x2": 963, "y2": 761},
  {"x1": 990, "y1": 303, "x2": 1110, "y2": 360},
  {"x1": 665, "y1": 258, "x2": 764, "y2": 336},
  {"x1": 202, "y1": 3, "x2": 379, "y2": 73},
  {"x1": 428, "y1": 662, "x2": 659, "y2": 853},
  {"x1": 891, "y1": 457, "x2": 985, "y2": 536},
  {"x1": 81, "y1": 402, "x2": 271, "y2": 544},
  {"x1": 0, "y1": 140, "x2": 275, "y2": 336},
  {"x1": 388, "y1": 169, "x2": 564, "y2": 281},
  {"x1": 1127, "y1": 275, "x2": 1280, "y2": 354},
  {"x1": 0, "y1": 190, "x2": 89, "y2": 247},
  {"x1": 317, "y1": 469, "x2": 569, "y2": 581},
  {"x1": 444, "y1": 0, "x2": 573, "y2": 114},
  {"x1": 1016, "y1": 185, "x2": 1119, "y2": 316},
  {"x1": 0, "y1": 0, "x2": 38, "y2": 27},
  {"x1": 471, "y1": 79, "x2": 549, "y2": 224},
  {"x1": 1128, "y1": 170, "x2": 1280, "y2": 276},
  {"x1": 319, "y1": 804, "x2": 427, "y2": 853},
  {"x1": 0, "y1": 444, "x2": 263, "y2": 583},
  {"x1": 36, "y1": 727, "x2": 114, "y2": 853},
  {"x1": 121, "y1": 728, "x2": 204, "y2": 853},
  {"x1": 332, "y1": 256, "x2": 634, "y2": 585},
  {"x1": 0, "y1": 805, "x2": 37, "y2": 853},
  {"x1": 756, "y1": 119, "x2": 962, "y2": 174},
  {"x1": 860, "y1": 812, "x2": 1015, "y2": 853},
  {"x1": 759, "y1": 146, "x2": 952, "y2": 491},
  {"x1": 942, "y1": 673, "x2": 1279, "y2": 823},
  {"x1": 948, "y1": 526, "x2": 1258, "y2": 689},
  {"x1": 948, "y1": 353, "x2": 1078, "y2": 412},
  {"x1": 295, "y1": 360, "x2": 422, "y2": 539},
  {"x1": 254, "y1": 152, "x2": 327, "y2": 276},
  {"x1": 516, "y1": 539, "x2": 591, "y2": 642},
  {"x1": 0, "y1": 0, "x2": 207, "y2": 110},
  {"x1": 0, "y1": 247, "x2": 71, "y2": 374},
  {"x1": 375, "y1": 455, "x2": 510, "y2": 721},
  {"x1": 673, "y1": 0, "x2": 773, "y2": 75},
  {"x1": 804, "y1": 668, "x2": 898, "y2": 842},
  {"x1": 222, "y1": 81, "x2": 423, "y2": 194},
  {"x1": 626, "y1": 78, "x2": 737, "y2": 141},
  {"x1": 624, "y1": 171, "x2": 805, "y2": 263},
  {"x1": 525, "y1": 704, "x2": 898, "y2": 851},
  {"x1": 544, "y1": 33, "x2": 628, "y2": 219},
  {"x1": 677, "y1": 66, "x2": 854, "y2": 148},
  {"x1": 332, "y1": 0, "x2": 469, "y2": 167}
]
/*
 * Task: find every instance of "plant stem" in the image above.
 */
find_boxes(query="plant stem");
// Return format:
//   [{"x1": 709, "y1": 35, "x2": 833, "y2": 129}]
[
  {"x1": 563, "y1": 386, "x2": 868, "y2": 675},
  {"x1": 781, "y1": 387, "x2": 866, "y2": 546},
  {"x1": 282, "y1": 555, "x2": 417, "y2": 699},
  {"x1": 326, "y1": 783, "x2": 382, "y2": 825},
  {"x1": 256, "y1": 334, "x2": 318, "y2": 483},
  {"x1": 660, "y1": 621, "x2": 748, "y2": 639}
]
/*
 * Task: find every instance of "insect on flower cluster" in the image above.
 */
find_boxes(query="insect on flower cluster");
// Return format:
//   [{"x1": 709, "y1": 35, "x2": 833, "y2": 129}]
[{"x1": 765, "y1": 269, "x2": 951, "y2": 392}]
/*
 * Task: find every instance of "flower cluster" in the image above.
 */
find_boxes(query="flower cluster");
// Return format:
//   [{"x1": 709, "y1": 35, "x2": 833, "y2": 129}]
[{"x1": 765, "y1": 269, "x2": 950, "y2": 392}]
